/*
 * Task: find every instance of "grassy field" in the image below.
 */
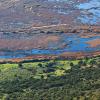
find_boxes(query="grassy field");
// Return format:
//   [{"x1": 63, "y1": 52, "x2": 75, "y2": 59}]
[
  {"x1": 0, "y1": 56, "x2": 99, "y2": 80},
  {"x1": 0, "y1": 60, "x2": 80, "y2": 80}
]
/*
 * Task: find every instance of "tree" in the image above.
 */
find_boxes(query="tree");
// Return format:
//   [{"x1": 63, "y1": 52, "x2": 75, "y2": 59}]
[
  {"x1": 78, "y1": 60, "x2": 84, "y2": 67},
  {"x1": 82, "y1": 61, "x2": 87, "y2": 66},
  {"x1": 70, "y1": 62, "x2": 74, "y2": 67},
  {"x1": 38, "y1": 63, "x2": 43, "y2": 67},
  {"x1": 41, "y1": 75, "x2": 44, "y2": 79},
  {"x1": 18, "y1": 63, "x2": 23, "y2": 69},
  {"x1": 89, "y1": 60, "x2": 97, "y2": 67}
]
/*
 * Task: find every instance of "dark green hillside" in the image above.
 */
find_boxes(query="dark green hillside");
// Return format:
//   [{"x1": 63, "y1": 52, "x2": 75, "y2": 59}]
[{"x1": 0, "y1": 56, "x2": 100, "y2": 100}]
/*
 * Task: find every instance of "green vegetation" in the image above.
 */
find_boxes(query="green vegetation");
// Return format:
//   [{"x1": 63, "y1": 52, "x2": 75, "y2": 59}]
[{"x1": 0, "y1": 56, "x2": 100, "y2": 100}]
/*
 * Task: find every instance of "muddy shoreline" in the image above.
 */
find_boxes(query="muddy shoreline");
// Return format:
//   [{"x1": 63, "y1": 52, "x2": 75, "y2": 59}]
[
  {"x1": 0, "y1": 50, "x2": 100, "y2": 63},
  {"x1": 0, "y1": 0, "x2": 100, "y2": 62},
  {"x1": 0, "y1": 25, "x2": 100, "y2": 62}
]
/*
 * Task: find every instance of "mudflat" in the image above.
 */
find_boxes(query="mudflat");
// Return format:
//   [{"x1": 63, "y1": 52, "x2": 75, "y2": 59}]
[{"x1": 0, "y1": 0, "x2": 100, "y2": 61}]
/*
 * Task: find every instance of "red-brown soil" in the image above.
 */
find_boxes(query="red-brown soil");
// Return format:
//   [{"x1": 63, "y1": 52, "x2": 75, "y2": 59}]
[
  {"x1": 0, "y1": 35, "x2": 59, "y2": 50},
  {"x1": 87, "y1": 39, "x2": 100, "y2": 48}
]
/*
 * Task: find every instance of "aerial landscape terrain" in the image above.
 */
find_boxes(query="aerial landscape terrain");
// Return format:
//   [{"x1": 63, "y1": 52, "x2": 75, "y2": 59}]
[{"x1": 0, "y1": 0, "x2": 100, "y2": 100}]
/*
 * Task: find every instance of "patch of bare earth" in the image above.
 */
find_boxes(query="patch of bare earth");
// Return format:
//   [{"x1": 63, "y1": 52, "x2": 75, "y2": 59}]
[
  {"x1": 0, "y1": 35, "x2": 60, "y2": 50},
  {"x1": 59, "y1": 51, "x2": 100, "y2": 59},
  {"x1": 87, "y1": 39, "x2": 100, "y2": 47}
]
